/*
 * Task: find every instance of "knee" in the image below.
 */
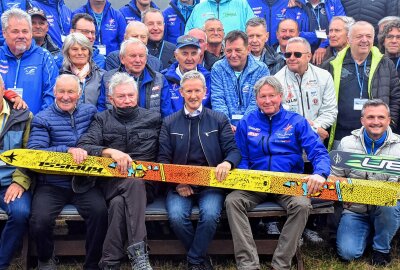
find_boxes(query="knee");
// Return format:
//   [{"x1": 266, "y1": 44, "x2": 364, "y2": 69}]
[
  {"x1": 287, "y1": 199, "x2": 312, "y2": 215},
  {"x1": 200, "y1": 205, "x2": 222, "y2": 224},
  {"x1": 168, "y1": 207, "x2": 189, "y2": 227},
  {"x1": 108, "y1": 196, "x2": 124, "y2": 212},
  {"x1": 30, "y1": 212, "x2": 54, "y2": 233},
  {"x1": 8, "y1": 205, "x2": 30, "y2": 225},
  {"x1": 337, "y1": 244, "x2": 363, "y2": 261},
  {"x1": 225, "y1": 192, "x2": 244, "y2": 212}
]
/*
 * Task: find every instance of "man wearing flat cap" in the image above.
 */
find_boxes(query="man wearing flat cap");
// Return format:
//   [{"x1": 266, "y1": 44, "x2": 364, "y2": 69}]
[{"x1": 161, "y1": 35, "x2": 212, "y2": 112}]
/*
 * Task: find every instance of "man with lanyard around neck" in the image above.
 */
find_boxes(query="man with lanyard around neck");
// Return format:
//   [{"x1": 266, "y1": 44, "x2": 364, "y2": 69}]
[
  {"x1": 324, "y1": 21, "x2": 400, "y2": 150},
  {"x1": 29, "y1": 0, "x2": 71, "y2": 48},
  {"x1": 142, "y1": 8, "x2": 176, "y2": 69},
  {"x1": 120, "y1": 0, "x2": 160, "y2": 24},
  {"x1": 73, "y1": 0, "x2": 126, "y2": 56}
]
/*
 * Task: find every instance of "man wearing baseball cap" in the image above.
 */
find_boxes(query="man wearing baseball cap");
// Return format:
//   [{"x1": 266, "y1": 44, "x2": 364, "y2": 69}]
[
  {"x1": 162, "y1": 35, "x2": 212, "y2": 112},
  {"x1": 27, "y1": 7, "x2": 61, "y2": 57}
]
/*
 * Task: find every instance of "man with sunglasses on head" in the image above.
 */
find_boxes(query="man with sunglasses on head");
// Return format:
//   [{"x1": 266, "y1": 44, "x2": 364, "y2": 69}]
[{"x1": 275, "y1": 37, "x2": 337, "y2": 143}]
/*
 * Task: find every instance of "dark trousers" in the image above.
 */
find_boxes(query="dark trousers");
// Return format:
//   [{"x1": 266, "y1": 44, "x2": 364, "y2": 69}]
[
  {"x1": 30, "y1": 185, "x2": 108, "y2": 270},
  {"x1": 99, "y1": 178, "x2": 147, "y2": 266}
]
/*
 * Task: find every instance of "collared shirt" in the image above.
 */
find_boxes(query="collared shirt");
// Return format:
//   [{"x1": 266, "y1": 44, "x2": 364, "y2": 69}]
[
  {"x1": 0, "y1": 99, "x2": 10, "y2": 133},
  {"x1": 184, "y1": 104, "x2": 203, "y2": 117},
  {"x1": 176, "y1": 65, "x2": 198, "y2": 79}
]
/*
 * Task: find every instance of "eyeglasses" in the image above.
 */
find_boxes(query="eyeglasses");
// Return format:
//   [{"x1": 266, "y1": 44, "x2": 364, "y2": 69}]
[
  {"x1": 283, "y1": 51, "x2": 310, "y2": 58},
  {"x1": 75, "y1": 29, "x2": 96, "y2": 36},
  {"x1": 386, "y1": 35, "x2": 400, "y2": 40}
]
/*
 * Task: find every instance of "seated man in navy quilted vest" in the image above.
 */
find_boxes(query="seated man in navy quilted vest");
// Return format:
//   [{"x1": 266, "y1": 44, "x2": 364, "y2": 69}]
[
  {"x1": 0, "y1": 75, "x2": 32, "y2": 269},
  {"x1": 28, "y1": 74, "x2": 108, "y2": 270}
]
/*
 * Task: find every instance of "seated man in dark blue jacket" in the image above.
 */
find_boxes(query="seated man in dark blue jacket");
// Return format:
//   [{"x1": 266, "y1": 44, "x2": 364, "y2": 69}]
[
  {"x1": 158, "y1": 70, "x2": 241, "y2": 270},
  {"x1": 162, "y1": 35, "x2": 211, "y2": 112},
  {"x1": 225, "y1": 76, "x2": 330, "y2": 270},
  {"x1": 28, "y1": 74, "x2": 108, "y2": 270}
]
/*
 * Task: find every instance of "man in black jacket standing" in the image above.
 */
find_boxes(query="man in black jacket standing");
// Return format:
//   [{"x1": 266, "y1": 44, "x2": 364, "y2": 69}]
[
  {"x1": 78, "y1": 72, "x2": 161, "y2": 270},
  {"x1": 158, "y1": 70, "x2": 241, "y2": 270}
]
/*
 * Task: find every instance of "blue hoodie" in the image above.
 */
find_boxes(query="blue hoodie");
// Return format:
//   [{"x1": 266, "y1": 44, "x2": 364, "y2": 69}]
[
  {"x1": 73, "y1": 1, "x2": 127, "y2": 55},
  {"x1": 119, "y1": 0, "x2": 159, "y2": 24},
  {"x1": 30, "y1": 0, "x2": 71, "y2": 48},
  {"x1": 163, "y1": 0, "x2": 199, "y2": 44},
  {"x1": 162, "y1": 61, "x2": 211, "y2": 112},
  {"x1": 0, "y1": 1, "x2": 32, "y2": 46},
  {"x1": 0, "y1": 41, "x2": 58, "y2": 114}
]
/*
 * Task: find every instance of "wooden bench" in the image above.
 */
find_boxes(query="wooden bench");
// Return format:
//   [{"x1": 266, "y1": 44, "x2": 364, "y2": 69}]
[{"x1": 0, "y1": 197, "x2": 333, "y2": 270}]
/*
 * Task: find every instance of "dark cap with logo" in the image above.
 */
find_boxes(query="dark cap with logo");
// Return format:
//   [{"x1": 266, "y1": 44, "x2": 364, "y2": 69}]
[
  {"x1": 27, "y1": 7, "x2": 47, "y2": 21},
  {"x1": 176, "y1": 35, "x2": 200, "y2": 49}
]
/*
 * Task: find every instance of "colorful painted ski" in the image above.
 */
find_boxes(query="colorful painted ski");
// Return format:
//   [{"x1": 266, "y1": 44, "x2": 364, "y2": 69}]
[
  {"x1": 0, "y1": 149, "x2": 399, "y2": 206},
  {"x1": 330, "y1": 150, "x2": 400, "y2": 176}
]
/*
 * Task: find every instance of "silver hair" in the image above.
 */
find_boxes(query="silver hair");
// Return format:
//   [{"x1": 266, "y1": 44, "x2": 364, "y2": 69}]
[
  {"x1": 1, "y1": 7, "x2": 32, "y2": 32},
  {"x1": 108, "y1": 72, "x2": 137, "y2": 96},
  {"x1": 141, "y1": 8, "x2": 164, "y2": 23},
  {"x1": 378, "y1": 16, "x2": 400, "y2": 27},
  {"x1": 202, "y1": 17, "x2": 224, "y2": 31},
  {"x1": 330, "y1": 16, "x2": 355, "y2": 33},
  {"x1": 286, "y1": 37, "x2": 311, "y2": 53},
  {"x1": 62, "y1": 33, "x2": 93, "y2": 70},
  {"x1": 174, "y1": 47, "x2": 201, "y2": 55},
  {"x1": 348, "y1": 21, "x2": 375, "y2": 39},
  {"x1": 125, "y1": 20, "x2": 149, "y2": 37},
  {"x1": 254, "y1": 76, "x2": 283, "y2": 96},
  {"x1": 180, "y1": 70, "x2": 206, "y2": 89},
  {"x1": 246, "y1": 17, "x2": 268, "y2": 32},
  {"x1": 361, "y1": 99, "x2": 390, "y2": 117},
  {"x1": 54, "y1": 74, "x2": 82, "y2": 95},
  {"x1": 119, "y1": 38, "x2": 148, "y2": 57}
]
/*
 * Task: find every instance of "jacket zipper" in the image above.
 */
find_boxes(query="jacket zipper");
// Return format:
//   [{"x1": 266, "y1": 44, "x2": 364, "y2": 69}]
[
  {"x1": 171, "y1": 132, "x2": 184, "y2": 139},
  {"x1": 205, "y1": 130, "x2": 218, "y2": 136},
  {"x1": 266, "y1": 116, "x2": 272, "y2": 170},
  {"x1": 185, "y1": 120, "x2": 191, "y2": 163},
  {"x1": 295, "y1": 74, "x2": 306, "y2": 116},
  {"x1": 198, "y1": 119, "x2": 211, "y2": 166}
]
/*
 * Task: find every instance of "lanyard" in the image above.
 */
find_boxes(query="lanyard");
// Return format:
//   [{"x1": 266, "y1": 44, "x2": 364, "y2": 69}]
[
  {"x1": 158, "y1": 41, "x2": 165, "y2": 61},
  {"x1": 86, "y1": 5, "x2": 103, "y2": 43},
  {"x1": 310, "y1": 5, "x2": 322, "y2": 30},
  {"x1": 396, "y1": 58, "x2": 400, "y2": 70},
  {"x1": 80, "y1": 80, "x2": 86, "y2": 103},
  {"x1": 13, "y1": 59, "x2": 21, "y2": 89},
  {"x1": 354, "y1": 60, "x2": 367, "y2": 99}
]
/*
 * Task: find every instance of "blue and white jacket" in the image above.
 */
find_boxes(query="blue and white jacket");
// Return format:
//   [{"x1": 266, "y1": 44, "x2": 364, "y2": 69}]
[
  {"x1": 185, "y1": 0, "x2": 254, "y2": 34},
  {"x1": 0, "y1": 41, "x2": 58, "y2": 114},
  {"x1": 73, "y1": 0, "x2": 126, "y2": 55},
  {"x1": 163, "y1": 0, "x2": 199, "y2": 44},
  {"x1": 119, "y1": 0, "x2": 159, "y2": 24},
  {"x1": 27, "y1": 103, "x2": 97, "y2": 190},
  {"x1": 30, "y1": 0, "x2": 71, "y2": 48},
  {"x1": 211, "y1": 55, "x2": 269, "y2": 126},
  {"x1": 235, "y1": 106, "x2": 330, "y2": 177},
  {"x1": 162, "y1": 62, "x2": 211, "y2": 112},
  {"x1": 0, "y1": 0, "x2": 32, "y2": 46}
]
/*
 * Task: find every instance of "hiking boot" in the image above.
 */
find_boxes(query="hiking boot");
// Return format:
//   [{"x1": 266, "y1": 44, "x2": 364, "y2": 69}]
[
  {"x1": 302, "y1": 228, "x2": 324, "y2": 244},
  {"x1": 37, "y1": 257, "x2": 57, "y2": 270},
  {"x1": 371, "y1": 250, "x2": 391, "y2": 266},
  {"x1": 127, "y1": 241, "x2": 152, "y2": 270},
  {"x1": 265, "y1": 221, "x2": 281, "y2": 235}
]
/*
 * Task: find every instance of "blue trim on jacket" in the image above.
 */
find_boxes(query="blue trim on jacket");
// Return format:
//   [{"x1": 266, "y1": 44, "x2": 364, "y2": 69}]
[
  {"x1": 119, "y1": 0, "x2": 159, "y2": 24},
  {"x1": 162, "y1": 62, "x2": 211, "y2": 112},
  {"x1": 73, "y1": 0, "x2": 127, "y2": 55},
  {"x1": 30, "y1": 0, "x2": 71, "y2": 48},
  {"x1": 0, "y1": 41, "x2": 58, "y2": 114},
  {"x1": 235, "y1": 107, "x2": 330, "y2": 177},
  {"x1": 27, "y1": 103, "x2": 97, "y2": 189}
]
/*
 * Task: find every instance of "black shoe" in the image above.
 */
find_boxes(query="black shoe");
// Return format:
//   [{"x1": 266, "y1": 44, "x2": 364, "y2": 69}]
[
  {"x1": 187, "y1": 263, "x2": 207, "y2": 270},
  {"x1": 371, "y1": 250, "x2": 391, "y2": 266}
]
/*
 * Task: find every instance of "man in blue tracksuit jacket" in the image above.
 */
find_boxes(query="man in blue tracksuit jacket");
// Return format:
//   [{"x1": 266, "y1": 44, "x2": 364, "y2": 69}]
[
  {"x1": 0, "y1": 1, "x2": 32, "y2": 46},
  {"x1": 73, "y1": 0, "x2": 126, "y2": 55},
  {"x1": 0, "y1": 8, "x2": 58, "y2": 115},
  {"x1": 226, "y1": 76, "x2": 330, "y2": 270},
  {"x1": 163, "y1": 0, "x2": 199, "y2": 44},
  {"x1": 119, "y1": 0, "x2": 159, "y2": 24},
  {"x1": 30, "y1": 0, "x2": 71, "y2": 48}
]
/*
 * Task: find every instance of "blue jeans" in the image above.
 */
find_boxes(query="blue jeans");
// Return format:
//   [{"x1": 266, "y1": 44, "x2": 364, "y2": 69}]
[
  {"x1": 337, "y1": 201, "x2": 400, "y2": 261},
  {"x1": 166, "y1": 187, "x2": 225, "y2": 264},
  {"x1": 0, "y1": 185, "x2": 31, "y2": 269}
]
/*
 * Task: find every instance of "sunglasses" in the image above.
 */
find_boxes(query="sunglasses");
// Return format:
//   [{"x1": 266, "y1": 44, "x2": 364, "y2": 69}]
[{"x1": 283, "y1": 51, "x2": 309, "y2": 58}]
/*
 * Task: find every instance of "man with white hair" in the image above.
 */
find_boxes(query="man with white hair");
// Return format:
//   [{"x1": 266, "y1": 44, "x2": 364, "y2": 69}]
[
  {"x1": 0, "y1": 8, "x2": 58, "y2": 115},
  {"x1": 323, "y1": 21, "x2": 400, "y2": 150},
  {"x1": 78, "y1": 72, "x2": 161, "y2": 270}
]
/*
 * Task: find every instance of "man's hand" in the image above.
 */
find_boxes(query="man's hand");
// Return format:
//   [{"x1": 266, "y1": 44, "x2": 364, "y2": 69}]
[
  {"x1": 317, "y1": 127, "x2": 329, "y2": 141},
  {"x1": 176, "y1": 184, "x2": 194, "y2": 197},
  {"x1": 11, "y1": 96, "x2": 28, "y2": 110},
  {"x1": 109, "y1": 149, "x2": 132, "y2": 174},
  {"x1": 4, "y1": 183, "x2": 24, "y2": 204},
  {"x1": 231, "y1": 124, "x2": 237, "y2": 133},
  {"x1": 305, "y1": 174, "x2": 326, "y2": 195},
  {"x1": 288, "y1": 0, "x2": 301, "y2": 7},
  {"x1": 68, "y1": 147, "x2": 88, "y2": 164},
  {"x1": 215, "y1": 161, "x2": 232, "y2": 182},
  {"x1": 312, "y1": 48, "x2": 327, "y2": 66}
]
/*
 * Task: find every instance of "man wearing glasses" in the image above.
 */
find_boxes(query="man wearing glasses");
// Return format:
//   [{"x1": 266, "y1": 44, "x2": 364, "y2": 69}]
[{"x1": 275, "y1": 37, "x2": 337, "y2": 143}]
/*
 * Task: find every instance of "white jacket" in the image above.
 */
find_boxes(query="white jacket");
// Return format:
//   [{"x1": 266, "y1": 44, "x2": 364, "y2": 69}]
[{"x1": 275, "y1": 64, "x2": 337, "y2": 129}]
